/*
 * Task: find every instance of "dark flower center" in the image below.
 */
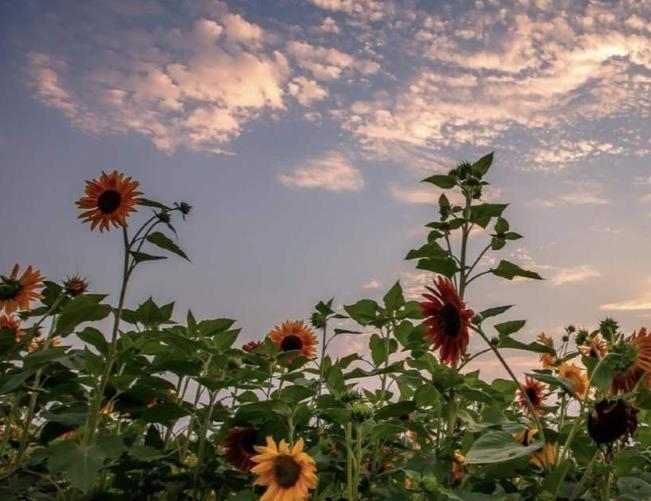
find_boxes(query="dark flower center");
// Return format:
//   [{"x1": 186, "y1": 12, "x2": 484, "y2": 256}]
[
  {"x1": 273, "y1": 455, "x2": 301, "y2": 488},
  {"x1": 240, "y1": 429, "x2": 258, "y2": 455},
  {"x1": 0, "y1": 279, "x2": 21, "y2": 301},
  {"x1": 525, "y1": 387, "x2": 539, "y2": 406},
  {"x1": 439, "y1": 303, "x2": 461, "y2": 337},
  {"x1": 281, "y1": 335, "x2": 303, "y2": 352},
  {"x1": 97, "y1": 190, "x2": 122, "y2": 214},
  {"x1": 588, "y1": 398, "x2": 638, "y2": 444}
]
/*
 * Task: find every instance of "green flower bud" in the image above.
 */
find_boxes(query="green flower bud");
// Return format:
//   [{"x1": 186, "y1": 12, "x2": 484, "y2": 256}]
[{"x1": 349, "y1": 402, "x2": 372, "y2": 422}]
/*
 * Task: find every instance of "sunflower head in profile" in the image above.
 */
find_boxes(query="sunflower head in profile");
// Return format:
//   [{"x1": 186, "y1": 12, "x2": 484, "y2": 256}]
[
  {"x1": 224, "y1": 427, "x2": 260, "y2": 472},
  {"x1": 420, "y1": 277, "x2": 474, "y2": 367},
  {"x1": 76, "y1": 170, "x2": 142, "y2": 232},
  {"x1": 513, "y1": 427, "x2": 555, "y2": 469},
  {"x1": 518, "y1": 376, "x2": 546, "y2": 414},
  {"x1": 611, "y1": 328, "x2": 651, "y2": 394},
  {"x1": 0, "y1": 315, "x2": 25, "y2": 342},
  {"x1": 0, "y1": 265, "x2": 43, "y2": 315},
  {"x1": 251, "y1": 436, "x2": 317, "y2": 501},
  {"x1": 268, "y1": 321, "x2": 318, "y2": 362},
  {"x1": 559, "y1": 362, "x2": 589, "y2": 399},
  {"x1": 587, "y1": 398, "x2": 638, "y2": 445},
  {"x1": 578, "y1": 334, "x2": 608, "y2": 360},
  {"x1": 64, "y1": 275, "x2": 89, "y2": 297},
  {"x1": 537, "y1": 333, "x2": 555, "y2": 369}
]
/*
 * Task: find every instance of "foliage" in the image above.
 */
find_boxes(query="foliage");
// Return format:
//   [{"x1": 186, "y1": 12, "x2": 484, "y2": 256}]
[{"x1": 0, "y1": 156, "x2": 648, "y2": 500}]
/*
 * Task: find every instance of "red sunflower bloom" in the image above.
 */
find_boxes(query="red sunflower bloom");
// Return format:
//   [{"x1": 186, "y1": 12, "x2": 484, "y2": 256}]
[
  {"x1": 224, "y1": 427, "x2": 260, "y2": 472},
  {"x1": 243, "y1": 340, "x2": 264, "y2": 352},
  {"x1": 420, "y1": 277, "x2": 474, "y2": 366},
  {"x1": 518, "y1": 376, "x2": 546, "y2": 414},
  {"x1": 76, "y1": 170, "x2": 142, "y2": 232}
]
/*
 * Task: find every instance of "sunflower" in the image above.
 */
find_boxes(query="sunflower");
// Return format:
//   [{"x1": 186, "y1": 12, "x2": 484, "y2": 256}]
[
  {"x1": 64, "y1": 276, "x2": 89, "y2": 297},
  {"x1": 0, "y1": 315, "x2": 26, "y2": 342},
  {"x1": 578, "y1": 335, "x2": 608, "y2": 359},
  {"x1": 451, "y1": 451, "x2": 465, "y2": 482},
  {"x1": 268, "y1": 321, "x2": 318, "y2": 361},
  {"x1": 242, "y1": 340, "x2": 264, "y2": 352},
  {"x1": 559, "y1": 363, "x2": 589, "y2": 399},
  {"x1": 420, "y1": 277, "x2": 474, "y2": 367},
  {"x1": 518, "y1": 376, "x2": 546, "y2": 414},
  {"x1": 251, "y1": 436, "x2": 318, "y2": 501},
  {"x1": 0, "y1": 265, "x2": 43, "y2": 315},
  {"x1": 537, "y1": 333, "x2": 555, "y2": 369},
  {"x1": 76, "y1": 170, "x2": 142, "y2": 232},
  {"x1": 514, "y1": 428, "x2": 556, "y2": 469},
  {"x1": 611, "y1": 328, "x2": 651, "y2": 394},
  {"x1": 224, "y1": 427, "x2": 260, "y2": 472},
  {"x1": 588, "y1": 399, "x2": 639, "y2": 444}
]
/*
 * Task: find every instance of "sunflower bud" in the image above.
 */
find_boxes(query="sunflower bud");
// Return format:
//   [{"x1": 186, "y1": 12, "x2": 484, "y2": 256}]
[
  {"x1": 350, "y1": 402, "x2": 372, "y2": 422},
  {"x1": 575, "y1": 329, "x2": 589, "y2": 346},
  {"x1": 587, "y1": 399, "x2": 638, "y2": 444},
  {"x1": 339, "y1": 388, "x2": 361, "y2": 404},
  {"x1": 226, "y1": 356, "x2": 242, "y2": 371},
  {"x1": 156, "y1": 211, "x2": 171, "y2": 223},
  {"x1": 599, "y1": 318, "x2": 619, "y2": 341},
  {"x1": 175, "y1": 201, "x2": 192, "y2": 219},
  {"x1": 562, "y1": 335, "x2": 569, "y2": 343},
  {"x1": 566, "y1": 325, "x2": 576, "y2": 334},
  {"x1": 64, "y1": 276, "x2": 89, "y2": 297},
  {"x1": 310, "y1": 311, "x2": 326, "y2": 330},
  {"x1": 610, "y1": 341, "x2": 638, "y2": 372},
  {"x1": 422, "y1": 474, "x2": 439, "y2": 493},
  {"x1": 490, "y1": 336, "x2": 500, "y2": 347}
]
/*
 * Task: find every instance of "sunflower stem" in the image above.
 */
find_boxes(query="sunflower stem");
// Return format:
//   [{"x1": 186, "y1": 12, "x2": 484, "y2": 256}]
[
  {"x1": 568, "y1": 449, "x2": 600, "y2": 501},
  {"x1": 84, "y1": 226, "x2": 131, "y2": 446}
]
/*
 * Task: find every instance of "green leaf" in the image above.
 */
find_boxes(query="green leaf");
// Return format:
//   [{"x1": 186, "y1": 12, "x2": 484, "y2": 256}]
[
  {"x1": 491, "y1": 260, "x2": 543, "y2": 280},
  {"x1": 469, "y1": 204, "x2": 508, "y2": 228},
  {"x1": 139, "y1": 198, "x2": 170, "y2": 210},
  {"x1": 369, "y1": 334, "x2": 388, "y2": 366},
  {"x1": 498, "y1": 337, "x2": 555, "y2": 354},
  {"x1": 146, "y1": 232, "x2": 189, "y2": 261},
  {"x1": 422, "y1": 174, "x2": 456, "y2": 189},
  {"x1": 465, "y1": 431, "x2": 540, "y2": 464},
  {"x1": 416, "y1": 257, "x2": 458, "y2": 277},
  {"x1": 471, "y1": 152, "x2": 494, "y2": 177},
  {"x1": 56, "y1": 294, "x2": 111, "y2": 337},
  {"x1": 76, "y1": 327, "x2": 108, "y2": 355},
  {"x1": 141, "y1": 402, "x2": 189, "y2": 424},
  {"x1": 277, "y1": 385, "x2": 315, "y2": 403},
  {"x1": 414, "y1": 385, "x2": 440, "y2": 407},
  {"x1": 494, "y1": 217, "x2": 509, "y2": 234},
  {"x1": 383, "y1": 281, "x2": 405, "y2": 311},
  {"x1": 47, "y1": 442, "x2": 106, "y2": 491},
  {"x1": 405, "y1": 241, "x2": 448, "y2": 260},
  {"x1": 474, "y1": 305, "x2": 513, "y2": 323},
  {"x1": 494, "y1": 320, "x2": 526, "y2": 337},
  {"x1": 130, "y1": 251, "x2": 167, "y2": 263},
  {"x1": 375, "y1": 400, "x2": 416, "y2": 419},
  {"x1": 344, "y1": 299, "x2": 380, "y2": 325}
]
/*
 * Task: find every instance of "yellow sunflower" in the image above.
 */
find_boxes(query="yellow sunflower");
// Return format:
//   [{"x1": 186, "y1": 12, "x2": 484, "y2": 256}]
[
  {"x1": 0, "y1": 264, "x2": 43, "y2": 315},
  {"x1": 559, "y1": 363, "x2": 589, "y2": 399},
  {"x1": 76, "y1": 170, "x2": 142, "y2": 232},
  {"x1": 268, "y1": 321, "x2": 318, "y2": 362},
  {"x1": 251, "y1": 436, "x2": 317, "y2": 501},
  {"x1": 537, "y1": 333, "x2": 555, "y2": 369},
  {"x1": 514, "y1": 428, "x2": 556, "y2": 469}
]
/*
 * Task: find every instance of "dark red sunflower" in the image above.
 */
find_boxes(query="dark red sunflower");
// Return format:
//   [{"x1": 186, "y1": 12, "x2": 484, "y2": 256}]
[
  {"x1": 518, "y1": 376, "x2": 546, "y2": 414},
  {"x1": 242, "y1": 340, "x2": 264, "y2": 352},
  {"x1": 224, "y1": 427, "x2": 260, "y2": 472},
  {"x1": 76, "y1": 170, "x2": 142, "y2": 232},
  {"x1": 420, "y1": 277, "x2": 474, "y2": 366},
  {"x1": 611, "y1": 328, "x2": 651, "y2": 394}
]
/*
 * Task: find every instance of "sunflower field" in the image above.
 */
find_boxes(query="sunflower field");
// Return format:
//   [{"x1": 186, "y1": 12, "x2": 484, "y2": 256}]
[{"x1": 2, "y1": 154, "x2": 651, "y2": 501}]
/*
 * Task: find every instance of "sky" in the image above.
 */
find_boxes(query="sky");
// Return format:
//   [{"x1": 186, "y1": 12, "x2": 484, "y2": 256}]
[{"x1": 3, "y1": 0, "x2": 651, "y2": 379}]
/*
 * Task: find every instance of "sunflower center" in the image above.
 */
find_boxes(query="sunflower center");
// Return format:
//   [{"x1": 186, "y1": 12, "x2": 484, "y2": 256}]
[
  {"x1": 97, "y1": 190, "x2": 122, "y2": 214},
  {"x1": 439, "y1": 303, "x2": 461, "y2": 337},
  {"x1": 0, "y1": 279, "x2": 22, "y2": 301},
  {"x1": 240, "y1": 430, "x2": 257, "y2": 455},
  {"x1": 525, "y1": 387, "x2": 539, "y2": 406},
  {"x1": 281, "y1": 335, "x2": 303, "y2": 352},
  {"x1": 273, "y1": 454, "x2": 301, "y2": 488}
]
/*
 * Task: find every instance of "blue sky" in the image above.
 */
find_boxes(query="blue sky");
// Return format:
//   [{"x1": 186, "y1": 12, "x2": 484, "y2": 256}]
[{"x1": 3, "y1": 0, "x2": 651, "y2": 377}]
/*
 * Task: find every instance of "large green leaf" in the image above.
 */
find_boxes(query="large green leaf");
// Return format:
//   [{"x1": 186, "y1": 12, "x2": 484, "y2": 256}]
[
  {"x1": 383, "y1": 281, "x2": 405, "y2": 311},
  {"x1": 47, "y1": 442, "x2": 107, "y2": 491},
  {"x1": 422, "y1": 174, "x2": 456, "y2": 189},
  {"x1": 465, "y1": 431, "x2": 540, "y2": 464},
  {"x1": 494, "y1": 320, "x2": 526, "y2": 337},
  {"x1": 491, "y1": 260, "x2": 543, "y2": 280},
  {"x1": 56, "y1": 294, "x2": 111, "y2": 337},
  {"x1": 146, "y1": 232, "x2": 189, "y2": 261},
  {"x1": 471, "y1": 152, "x2": 494, "y2": 177}
]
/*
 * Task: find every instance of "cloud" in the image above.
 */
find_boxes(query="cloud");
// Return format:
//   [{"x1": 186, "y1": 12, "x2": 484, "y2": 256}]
[
  {"x1": 362, "y1": 278, "x2": 382, "y2": 289},
  {"x1": 286, "y1": 41, "x2": 378, "y2": 81},
  {"x1": 288, "y1": 77, "x2": 328, "y2": 106},
  {"x1": 390, "y1": 184, "x2": 502, "y2": 205},
  {"x1": 601, "y1": 297, "x2": 651, "y2": 311},
  {"x1": 549, "y1": 265, "x2": 601, "y2": 285},
  {"x1": 529, "y1": 181, "x2": 611, "y2": 207},
  {"x1": 278, "y1": 153, "x2": 364, "y2": 192}
]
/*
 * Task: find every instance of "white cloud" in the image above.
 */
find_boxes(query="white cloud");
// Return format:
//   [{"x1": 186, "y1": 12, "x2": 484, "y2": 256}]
[
  {"x1": 362, "y1": 278, "x2": 382, "y2": 289},
  {"x1": 278, "y1": 153, "x2": 364, "y2": 192},
  {"x1": 288, "y1": 77, "x2": 328, "y2": 106},
  {"x1": 390, "y1": 184, "x2": 502, "y2": 205},
  {"x1": 549, "y1": 265, "x2": 601, "y2": 285},
  {"x1": 529, "y1": 181, "x2": 611, "y2": 207},
  {"x1": 601, "y1": 296, "x2": 651, "y2": 311},
  {"x1": 286, "y1": 41, "x2": 377, "y2": 81}
]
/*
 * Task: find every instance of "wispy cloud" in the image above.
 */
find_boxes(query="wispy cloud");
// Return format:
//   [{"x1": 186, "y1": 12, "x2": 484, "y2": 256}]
[
  {"x1": 549, "y1": 265, "x2": 601, "y2": 286},
  {"x1": 601, "y1": 297, "x2": 651, "y2": 311},
  {"x1": 528, "y1": 181, "x2": 611, "y2": 207},
  {"x1": 278, "y1": 153, "x2": 364, "y2": 192},
  {"x1": 390, "y1": 184, "x2": 502, "y2": 205},
  {"x1": 362, "y1": 278, "x2": 382, "y2": 289}
]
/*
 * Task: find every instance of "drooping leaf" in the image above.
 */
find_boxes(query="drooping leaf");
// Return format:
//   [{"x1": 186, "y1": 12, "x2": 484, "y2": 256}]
[
  {"x1": 491, "y1": 260, "x2": 543, "y2": 280},
  {"x1": 422, "y1": 174, "x2": 456, "y2": 189},
  {"x1": 465, "y1": 431, "x2": 541, "y2": 464},
  {"x1": 146, "y1": 232, "x2": 189, "y2": 261},
  {"x1": 56, "y1": 294, "x2": 111, "y2": 337}
]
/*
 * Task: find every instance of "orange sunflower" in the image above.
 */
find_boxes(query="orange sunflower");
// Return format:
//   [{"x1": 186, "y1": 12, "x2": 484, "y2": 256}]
[
  {"x1": 224, "y1": 427, "x2": 260, "y2": 472},
  {"x1": 518, "y1": 376, "x2": 546, "y2": 414},
  {"x1": 76, "y1": 170, "x2": 142, "y2": 231},
  {"x1": 514, "y1": 428, "x2": 556, "y2": 469},
  {"x1": 243, "y1": 340, "x2": 264, "y2": 352},
  {"x1": 0, "y1": 315, "x2": 25, "y2": 342},
  {"x1": 451, "y1": 451, "x2": 466, "y2": 482},
  {"x1": 559, "y1": 363, "x2": 589, "y2": 399},
  {"x1": 0, "y1": 265, "x2": 43, "y2": 315},
  {"x1": 251, "y1": 436, "x2": 318, "y2": 501},
  {"x1": 611, "y1": 328, "x2": 651, "y2": 394},
  {"x1": 421, "y1": 277, "x2": 474, "y2": 367},
  {"x1": 64, "y1": 276, "x2": 89, "y2": 297},
  {"x1": 537, "y1": 333, "x2": 555, "y2": 369},
  {"x1": 268, "y1": 321, "x2": 318, "y2": 361},
  {"x1": 578, "y1": 335, "x2": 608, "y2": 359}
]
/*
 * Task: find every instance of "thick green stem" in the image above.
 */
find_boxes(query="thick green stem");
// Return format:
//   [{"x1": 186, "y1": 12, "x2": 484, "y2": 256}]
[{"x1": 568, "y1": 449, "x2": 600, "y2": 501}]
